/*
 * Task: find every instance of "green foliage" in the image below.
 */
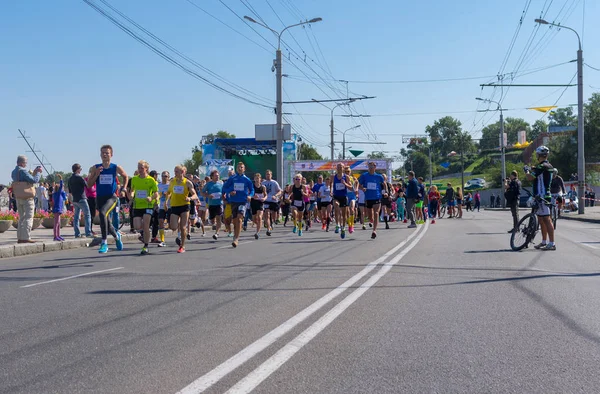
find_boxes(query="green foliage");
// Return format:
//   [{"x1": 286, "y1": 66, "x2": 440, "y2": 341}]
[
  {"x1": 549, "y1": 107, "x2": 576, "y2": 127},
  {"x1": 367, "y1": 151, "x2": 387, "y2": 159},
  {"x1": 183, "y1": 150, "x2": 203, "y2": 176},
  {"x1": 484, "y1": 162, "x2": 531, "y2": 188},
  {"x1": 202, "y1": 130, "x2": 237, "y2": 146},
  {"x1": 531, "y1": 119, "x2": 548, "y2": 142},
  {"x1": 480, "y1": 117, "x2": 531, "y2": 150},
  {"x1": 298, "y1": 144, "x2": 323, "y2": 161},
  {"x1": 584, "y1": 92, "x2": 600, "y2": 162},
  {"x1": 546, "y1": 135, "x2": 577, "y2": 176}
]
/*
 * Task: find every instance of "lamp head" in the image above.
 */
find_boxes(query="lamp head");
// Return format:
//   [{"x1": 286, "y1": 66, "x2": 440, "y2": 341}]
[
  {"x1": 244, "y1": 15, "x2": 257, "y2": 23},
  {"x1": 534, "y1": 18, "x2": 549, "y2": 25},
  {"x1": 309, "y1": 17, "x2": 322, "y2": 23}
]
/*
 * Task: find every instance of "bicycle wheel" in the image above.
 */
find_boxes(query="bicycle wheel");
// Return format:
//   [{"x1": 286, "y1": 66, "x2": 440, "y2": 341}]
[
  {"x1": 439, "y1": 205, "x2": 446, "y2": 218},
  {"x1": 510, "y1": 213, "x2": 537, "y2": 251}
]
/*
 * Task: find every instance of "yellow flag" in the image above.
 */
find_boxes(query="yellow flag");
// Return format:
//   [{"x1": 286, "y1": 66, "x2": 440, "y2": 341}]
[{"x1": 527, "y1": 106, "x2": 557, "y2": 113}]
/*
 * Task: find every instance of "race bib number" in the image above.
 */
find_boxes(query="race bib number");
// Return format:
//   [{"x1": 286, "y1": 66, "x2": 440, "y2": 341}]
[
  {"x1": 136, "y1": 190, "x2": 148, "y2": 199},
  {"x1": 158, "y1": 184, "x2": 169, "y2": 193},
  {"x1": 99, "y1": 174, "x2": 113, "y2": 185},
  {"x1": 294, "y1": 200, "x2": 303, "y2": 207},
  {"x1": 255, "y1": 193, "x2": 264, "y2": 199},
  {"x1": 211, "y1": 192, "x2": 222, "y2": 199},
  {"x1": 367, "y1": 182, "x2": 377, "y2": 190},
  {"x1": 335, "y1": 183, "x2": 345, "y2": 191},
  {"x1": 173, "y1": 186, "x2": 184, "y2": 194},
  {"x1": 145, "y1": 209, "x2": 153, "y2": 215},
  {"x1": 234, "y1": 183, "x2": 245, "y2": 192},
  {"x1": 199, "y1": 201, "x2": 206, "y2": 207}
]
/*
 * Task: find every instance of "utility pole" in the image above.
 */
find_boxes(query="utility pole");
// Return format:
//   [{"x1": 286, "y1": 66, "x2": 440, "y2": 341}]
[
  {"x1": 245, "y1": 16, "x2": 322, "y2": 186},
  {"x1": 476, "y1": 97, "x2": 506, "y2": 206}
]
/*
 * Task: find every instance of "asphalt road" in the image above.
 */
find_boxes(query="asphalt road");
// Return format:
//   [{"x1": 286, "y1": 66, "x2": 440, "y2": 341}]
[{"x1": 1, "y1": 211, "x2": 599, "y2": 393}]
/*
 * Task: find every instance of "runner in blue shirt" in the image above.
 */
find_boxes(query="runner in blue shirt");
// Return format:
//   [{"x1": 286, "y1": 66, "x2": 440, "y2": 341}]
[
  {"x1": 222, "y1": 162, "x2": 254, "y2": 248},
  {"x1": 202, "y1": 170, "x2": 224, "y2": 240},
  {"x1": 358, "y1": 161, "x2": 385, "y2": 239},
  {"x1": 332, "y1": 163, "x2": 353, "y2": 239}
]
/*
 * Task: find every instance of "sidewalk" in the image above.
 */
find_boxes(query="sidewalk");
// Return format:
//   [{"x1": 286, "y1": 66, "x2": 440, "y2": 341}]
[
  {"x1": 0, "y1": 225, "x2": 175, "y2": 259},
  {"x1": 559, "y1": 205, "x2": 600, "y2": 224}
]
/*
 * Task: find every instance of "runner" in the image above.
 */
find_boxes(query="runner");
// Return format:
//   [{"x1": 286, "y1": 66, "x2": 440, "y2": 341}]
[
  {"x1": 129, "y1": 160, "x2": 159, "y2": 255},
  {"x1": 282, "y1": 185, "x2": 292, "y2": 226},
  {"x1": 290, "y1": 174, "x2": 308, "y2": 236},
  {"x1": 165, "y1": 165, "x2": 197, "y2": 253},
  {"x1": 86, "y1": 145, "x2": 128, "y2": 254},
  {"x1": 156, "y1": 170, "x2": 170, "y2": 247},
  {"x1": 223, "y1": 167, "x2": 235, "y2": 238},
  {"x1": 332, "y1": 163, "x2": 353, "y2": 239},
  {"x1": 380, "y1": 174, "x2": 394, "y2": 229},
  {"x1": 318, "y1": 177, "x2": 333, "y2": 231},
  {"x1": 222, "y1": 162, "x2": 254, "y2": 247},
  {"x1": 344, "y1": 167, "x2": 359, "y2": 233},
  {"x1": 262, "y1": 169, "x2": 282, "y2": 237},
  {"x1": 196, "y1": 179, "x2": 207, "y2": 237},
  {"x1": 358, "y1": 161, "x2": 385, "y2": 239},
  {"x1": 202, "y1": 170, "x2": 224, "y2": 240},
  {"x1": 251, "y1": 173, "x2": 267, "y2": 239},
  {"x1": 357, "y1": 185, "x2": 367, "y2": 230},
  {"x1": 312, "y1": 175, "x2": 325, "y2": 224}
]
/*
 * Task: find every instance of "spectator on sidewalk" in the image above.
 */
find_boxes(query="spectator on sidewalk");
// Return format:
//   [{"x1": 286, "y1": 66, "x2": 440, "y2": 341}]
[
  {"x1": 404, "y1": 171, "x2": 418, "y2": 228},
  {"x1": 11, "y1": 155, "x2": 43, "y2": 243},
  {"x1": 36, "y1": 182, "x2": 48, "y2": 212},
  {"x1": 490, "y1": 192, "x2": 496, "y2": 208},
  {"x1": 52, "y1": 175, "x2": 66, "y2": 241},
  {"x1": 69, "y1": 163, "x2": 93, "y2": 238},
  {"x1": 8, "y1": 186, "x2": 17, "y2": 212},
  {"x1": 474, "y1": 190, "x2": 481, "y2": 212},
  {"x1": 84, "y1": 166, "x2": 97, "y2": 235}
]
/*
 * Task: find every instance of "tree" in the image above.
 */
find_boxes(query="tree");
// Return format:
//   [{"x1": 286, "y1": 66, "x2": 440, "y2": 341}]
[
  {"x1": 584, "y1": 92, "x2": 600, "y2": 163},
  {"x1": 425, "y1": 116, "x2": 464, "y2": 157},
  {"x1": 530, "y1": 119, "x2": 548, "y2": 142},
  {"x1": 183, "y1": 150, "x2": 203, "y2": 176},
  {"x1": 298, "y1": 144, "x2": 323, "y2": 161},
  {"x1": 367, "y1": 151, "x2": 387, "y2": 159},
  {"x1": 203, "y1": 130, "x2": 236, "y2": 145},
  {"x1": 546, "y1": 135, "x2": 577, "y2": 177},
  {"x1": 479, "y1": 117, "x2": 530, "y2": 150},
  {"x1": 549, "y1": 107, "x2": 576, "y2": 127}
]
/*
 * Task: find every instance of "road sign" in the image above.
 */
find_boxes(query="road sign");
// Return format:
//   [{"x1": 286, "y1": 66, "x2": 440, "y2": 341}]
[{"x1": 349, "y1": 149, "x2": 364, "y2": 157}]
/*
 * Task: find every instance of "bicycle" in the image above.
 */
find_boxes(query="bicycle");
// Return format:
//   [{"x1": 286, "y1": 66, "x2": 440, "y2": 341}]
[
  {"x1": 510, "y1": 189, "x2": 557, "y2": 251},
  {"x1": 439, "y1": 199, "x2": 447, "y2": 218}
]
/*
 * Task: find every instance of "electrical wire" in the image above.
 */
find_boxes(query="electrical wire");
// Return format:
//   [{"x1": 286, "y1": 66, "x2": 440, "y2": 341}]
[{"x1": 82, "y1": 0, "x2": 274, "y2": 109}]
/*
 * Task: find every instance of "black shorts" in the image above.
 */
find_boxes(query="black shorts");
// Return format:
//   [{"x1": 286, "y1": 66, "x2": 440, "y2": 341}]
[
  {"x1": 230, "y1": 202, "x2": 247, "y2": 218},
  {"x1": 358, "y1": 202, "x2": 365, "y2": 207},
  {"x1": 158, "y1": 209, "x2": 168, "y2": 220},
  {"x1": 381, "y1": 198, "x2": 392, "y2": 208},
  {"x1": 333, "y1": 195, "x2": 348, "y2": 208},
  {"x1": 171, "y1": 205, "x2": 190, "y2": 216},
  {"x1": 291, "y1": 200, "x2": 305, "y2": 212},
  {"x1": 319, "y1": 201, "x2": 331, "y2": 209},
  {"x1": 133, "y1": 208, "x2": 153, "y2": 218},
  {"x1": 264, "y1": 202, "x2": 279, "y2": 212},
  {"x1": 208, "y1": 205, "x2": 223, "y2": 220},
  {"x1": 366, "y1": 199, "x2": 381, "y2": 209},
  {"x1": 250, "y1": 200, "x2": 264, "y2": 215}
]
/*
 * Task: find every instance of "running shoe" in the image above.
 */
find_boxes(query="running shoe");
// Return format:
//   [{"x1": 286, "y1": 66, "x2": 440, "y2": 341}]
[
  {"x1": 362, "y1": 224, "x2": 367, "y2": 230},
  {"x1": 227, "y1": 232, "x2": 233, "y2": 238},
  {"x1": 340, "y1": 228, "x2": 346, "y2": 239},
  {"x1": 140, "y1": 247, "x2": 149, "y2": 255},
  {"x1": 326, "y1": 226, "x2": 330, "y2": 232},
  {"x1": 177, "y1": 247, "x2": 185, "y2": 253},
  {"x1": 266, "y1": 230, "x2": 272, "y2": 236},
  {"x1": 385, "y1": 223, "x2": 390, "y2": 230},
  {"x1": 298, "y1": 228, "x2": 303, "y2": 237},
  {"x1": 322, "y1": 224, "x2": 326, "y2": 231},
  {"x1": 115, "y1": 232, "x2": 123, "y2": 251},
  {"x1": 151, "y1": 237, "x2": 161, "y2": 244},
  {"x1": 407, "y1": 223, "x2": 417, "y2": 228},
  {"x1": 254, "y1": 233, "x2": 259, "y2": 240},
  {"x1": 242, "y1": 225, "x2": 247, "y2": 231},
  {"x1": 349, "y1": 225, "x2": 354, "y2": 234},
  {"x1": 432, "y1": 219, "x2": 436, "y2": 224},
  {"x1": 187, "y1": 233, "x2": 191, "y2": 241},
  {"x1": 334, "y1": 225, "x2": 340, "y2": 234},
  {"x1": 292, "y1": 226, "x2": 297, "y2": 233},
  {"x1": 232, "y1": 240, "x2": 238, "y2": 248},
  {"x1": 542, "y1": 244, "x2": 556, "y2": 251},
  {"x1": 534, "y1": 242, "x2": 547, "y2": 249},
  {"x1": 371, "y1": 232, "x2": 377, "y2": 239},
  {"x1": 157, "y1": 242, "x2": 166, "y2": 247},
  {"x1": 201, "y1": 233, "x2": 206, "y2": 237},
  {"x1": 213, "y1": 234, "x2": 218, "y2": 240},
  {"x1": 369, "y1": 222, "x2": 373, "y2": 228},
  {"x1": 176, "y1": 237, "x2": 181, "y2": 246},
  {"x1": 98, "y1": 243, "x2": 109, "y2": 254},
  {"x1": 53, "y1": 237, "x2": 61, "y2": 242}
]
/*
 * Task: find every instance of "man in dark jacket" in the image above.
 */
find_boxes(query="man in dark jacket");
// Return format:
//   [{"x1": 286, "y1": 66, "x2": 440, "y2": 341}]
[
  {"x1": 404, "y1": 171, "x2": 419, "y2": 228},
  {"x1": 504, "y1": 170, "x2": 521, "y2": 232}
]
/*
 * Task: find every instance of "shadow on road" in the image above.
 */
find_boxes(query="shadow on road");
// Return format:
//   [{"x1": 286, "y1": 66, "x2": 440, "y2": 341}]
[{"x1": 464, "y1": 249, "x2": 513, "y2": 253}]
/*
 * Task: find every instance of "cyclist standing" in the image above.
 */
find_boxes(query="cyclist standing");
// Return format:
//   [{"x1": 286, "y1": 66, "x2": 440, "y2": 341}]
[
  {"x1": 550, "y1": 169, "x2": 566, "y2": 216},
  {"x1": 525, "y1": 145, "x2": 556, "y2": 251}
]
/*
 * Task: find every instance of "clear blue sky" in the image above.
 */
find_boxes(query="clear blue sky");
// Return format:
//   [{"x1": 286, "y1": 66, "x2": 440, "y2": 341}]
[{"x1": 2, "y1": 0, "x2": 598, "y2": 184}]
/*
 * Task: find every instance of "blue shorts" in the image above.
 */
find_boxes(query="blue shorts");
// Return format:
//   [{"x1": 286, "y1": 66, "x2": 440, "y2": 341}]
[{"x1": 447, "y1": 200, "x2": 456, "y2": 207}]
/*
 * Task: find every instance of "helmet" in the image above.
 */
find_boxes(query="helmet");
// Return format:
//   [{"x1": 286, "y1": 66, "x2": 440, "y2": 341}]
[{"x1": 536, "y1": 145, "x2": 550, "y2": 155}]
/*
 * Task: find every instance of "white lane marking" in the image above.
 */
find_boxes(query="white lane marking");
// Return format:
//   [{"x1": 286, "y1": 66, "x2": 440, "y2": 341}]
[
  {"x1": 20, "y1": 267, "x2": 124, "y2": 288},
  {"x1": 176, "y1": 226, "x2": 424, "y2": 394},
  {"x1": 225, "y1": 221, "x2": 429, "y2": 394},
  {"x1": 581, "y1": 243, "x2": 600, "y2": 250},
  {"x1": 218, "y1": 241, "x2": 253, "y2": 249}
]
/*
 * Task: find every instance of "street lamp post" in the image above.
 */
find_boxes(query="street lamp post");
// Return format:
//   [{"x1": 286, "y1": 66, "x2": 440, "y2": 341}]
[
  {"x1": 311, "y1": 98, "x2": 354, "y2": 160},
  {"x1": 477, "y1": 97, "x2": 506, "y2": 208},
  {"x1": 341, "y1": 125, "x2": 361, "y2": 159},
  {"x1": 244, "y1": 16, "x2": 322, "y2": 186},
  {"x1": 535, "y1": 18, "x2": 584, "y2": 214}
]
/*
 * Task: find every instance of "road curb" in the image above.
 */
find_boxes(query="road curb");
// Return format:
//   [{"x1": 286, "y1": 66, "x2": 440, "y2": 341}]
[
  {"x1": 0, "y1": 230, "x2": 177, "y2": 259},
  {"x1": 559, "y1": 215, "x2": 600, "y2": 225}
]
